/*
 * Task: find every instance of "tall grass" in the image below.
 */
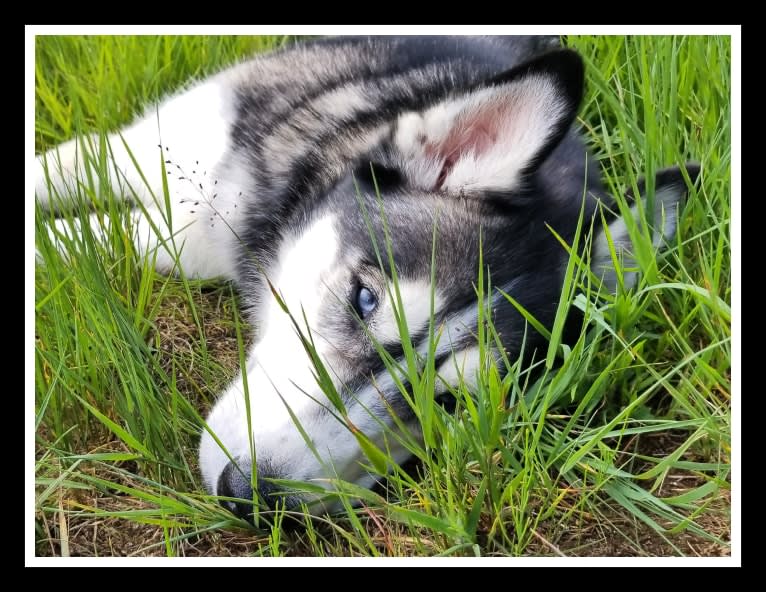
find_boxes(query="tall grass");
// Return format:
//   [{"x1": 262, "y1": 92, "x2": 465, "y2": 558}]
[{"x1": 33, "y1": 35, "x2": 731, "y2": 558}]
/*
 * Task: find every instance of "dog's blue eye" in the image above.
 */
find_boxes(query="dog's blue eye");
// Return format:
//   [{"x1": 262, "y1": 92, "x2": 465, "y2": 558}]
[{"x1": 355, "y1": 285, "x2": 378, "y2": 319}]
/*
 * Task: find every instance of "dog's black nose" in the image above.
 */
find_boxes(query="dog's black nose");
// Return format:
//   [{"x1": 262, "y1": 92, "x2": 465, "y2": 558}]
[
  {"x1": 217, "y1": 460, "x2": 255, "y2": 520},
  {"x1": 217, "y1": 460, "x2": 285, "y2": 521}
]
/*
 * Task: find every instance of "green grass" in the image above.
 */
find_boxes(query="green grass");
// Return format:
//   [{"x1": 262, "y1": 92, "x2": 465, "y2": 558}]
[{"x1": 34, "y1": 35, "x2": 731, "y2": 558}]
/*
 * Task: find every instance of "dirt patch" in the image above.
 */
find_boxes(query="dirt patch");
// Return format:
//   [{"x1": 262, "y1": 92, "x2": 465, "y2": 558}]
[
  {"x1": 150, "y1": 285, "x2": 253, "y2": 409},
  {"x1": 523, "y1": 429, "x2": 731, "y2": 557},
  {"x1": 524, "y1": 490, "x2": 730, "y2": 557}
]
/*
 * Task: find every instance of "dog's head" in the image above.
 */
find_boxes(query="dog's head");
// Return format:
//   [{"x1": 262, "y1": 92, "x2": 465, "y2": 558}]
[{"x1": 198, "y1": 49, "x2": 698, "y2": 520}]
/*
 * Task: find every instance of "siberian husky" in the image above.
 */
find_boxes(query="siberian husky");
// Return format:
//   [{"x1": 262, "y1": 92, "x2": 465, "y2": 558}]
[{"x1": 35, "y1": 36, "x2": 698, "y2": 520}]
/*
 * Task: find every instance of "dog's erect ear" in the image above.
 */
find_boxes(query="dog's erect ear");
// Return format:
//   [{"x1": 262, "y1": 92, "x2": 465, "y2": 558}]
[
  {"x1": 392, "y1": 50, "x2": 584, "y2": 193},
  {"x1": 592, "y1": 164, "x2": 701, "y2": 292}
]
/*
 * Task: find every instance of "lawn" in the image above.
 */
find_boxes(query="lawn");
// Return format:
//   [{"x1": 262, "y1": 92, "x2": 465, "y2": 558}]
[{"x1": 33, "y1": 34, "x2": 732, "y2": 558}]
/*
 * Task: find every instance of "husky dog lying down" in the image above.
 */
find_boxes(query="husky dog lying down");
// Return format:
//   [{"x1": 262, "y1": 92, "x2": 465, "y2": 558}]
[{"x1": 36, "y1": 36, "x2": 698, "y2": 520}]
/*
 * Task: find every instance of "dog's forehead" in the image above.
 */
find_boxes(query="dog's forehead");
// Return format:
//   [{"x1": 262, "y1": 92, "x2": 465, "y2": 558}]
[
  {"x1": 328, "y1": 191, "x2": 482, "y2": 275},
  {"x1": 329, "y1": 188, "x2": 555, "y2": 268}
]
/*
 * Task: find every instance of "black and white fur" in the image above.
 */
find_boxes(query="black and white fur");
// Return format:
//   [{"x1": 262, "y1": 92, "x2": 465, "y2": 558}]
[{"x1": 35, "y1": 36, "x2": 698, "y2": 519}]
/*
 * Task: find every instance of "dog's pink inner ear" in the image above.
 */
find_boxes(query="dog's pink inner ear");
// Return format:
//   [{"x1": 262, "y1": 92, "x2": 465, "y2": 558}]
[
  {"x1": 424, "y1": 101, "x2": 507, "y2": 191},
  {"x1": 399, "y1": 68, "x2": 574, "y2": 194}
]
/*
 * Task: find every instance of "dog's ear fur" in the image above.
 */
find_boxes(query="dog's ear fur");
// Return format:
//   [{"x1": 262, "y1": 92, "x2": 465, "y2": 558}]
[
  {"x1": 591, "y1": 164, "x2": 701, "y2": 291},
  {"x1": 392, "y1": 50, "x2": 584, "y2": 194}
]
